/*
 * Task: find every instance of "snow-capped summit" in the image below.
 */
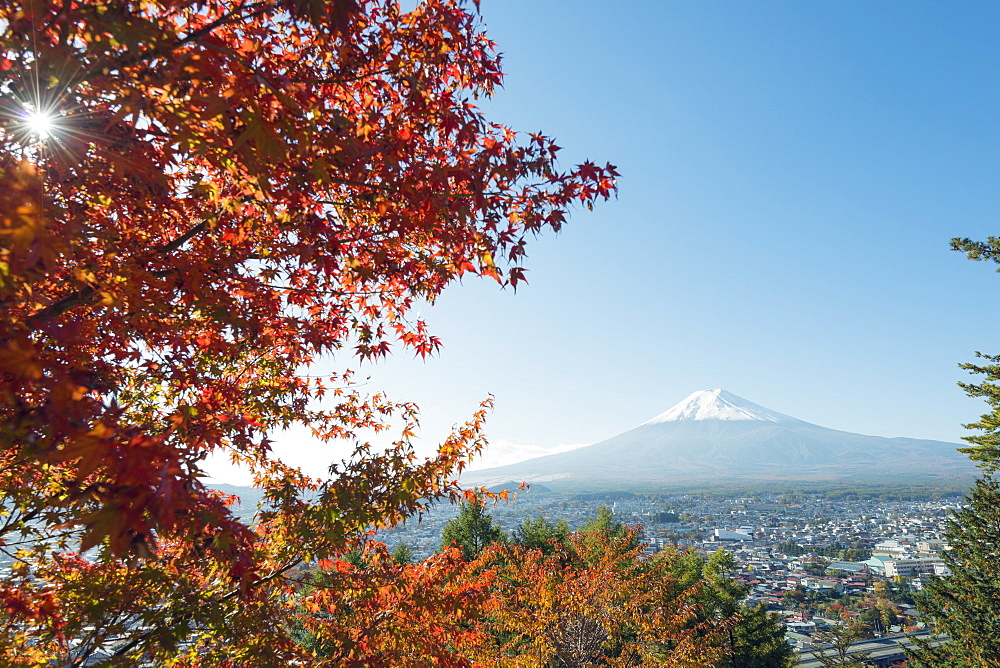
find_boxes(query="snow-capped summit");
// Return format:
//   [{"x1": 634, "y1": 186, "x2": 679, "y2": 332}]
[{"x1": 641, "y1": 389, "x2": 802, "y2": 425}]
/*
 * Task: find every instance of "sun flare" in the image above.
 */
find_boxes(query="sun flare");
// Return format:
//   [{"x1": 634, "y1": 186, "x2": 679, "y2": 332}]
[{"x1": 24, "y1": 109, "x2": 56, "y2": 138}]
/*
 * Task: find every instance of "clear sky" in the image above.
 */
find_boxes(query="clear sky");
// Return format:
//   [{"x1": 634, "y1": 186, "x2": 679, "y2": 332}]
[{"x1": 209, "y1": 1, "x2": 1000, "y2": 483}]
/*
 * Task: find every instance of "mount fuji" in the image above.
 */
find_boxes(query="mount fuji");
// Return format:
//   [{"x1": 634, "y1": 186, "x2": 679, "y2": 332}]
[{"x1": 462, "y1": 390, "x2": 976, "y2": 490}]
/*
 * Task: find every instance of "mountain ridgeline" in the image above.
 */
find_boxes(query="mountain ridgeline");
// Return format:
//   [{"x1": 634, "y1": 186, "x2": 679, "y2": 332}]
[{"x1": 464, "y1": 390, "x2": 976, "y2": 491}]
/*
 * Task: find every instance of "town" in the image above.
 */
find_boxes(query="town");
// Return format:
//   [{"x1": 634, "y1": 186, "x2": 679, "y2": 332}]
[{"x1": 377, "y1": 486, "x2": 962, "y2": 664}]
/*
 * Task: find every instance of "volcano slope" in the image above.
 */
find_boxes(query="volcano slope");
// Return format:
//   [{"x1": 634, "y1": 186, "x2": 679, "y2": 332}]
[{"x1": 463, "y1": 390, "x2": 975, "y2": 491}]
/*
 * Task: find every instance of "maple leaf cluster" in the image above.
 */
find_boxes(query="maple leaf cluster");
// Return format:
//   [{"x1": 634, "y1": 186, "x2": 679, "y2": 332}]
[{"x1": 0, "y1": 0, "x2": 617, "y2": 663}]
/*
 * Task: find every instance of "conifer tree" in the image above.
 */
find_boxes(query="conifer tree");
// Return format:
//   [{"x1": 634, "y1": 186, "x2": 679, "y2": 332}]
[
  {"x1": 946, "y1": 236, "x2": 1000, "y2": 469},
  {"x1": 954, "y1": 350, "x2": 1000, "y2": 469},
  {"x1": 701, "y1": 551, "x2": 795, "y2": 668},
  {"x1": 581, "y1": 504, "x2": 628, "y2": 538},
  {"x1": 440, "y1": 500, "x2": 506, "y2": 560},
  {"x1": 664, "y1": 549, "x2": 794, "y2": 668},
  {"x1": 392, "y1": 543, "x2": 415, "y2": 566},
  {"x1": 909, "y1": 476, "x2": 1000, "y2": 667},
  {"x1": 719, "y1": 602, "x2": 795, "y2": 668},
  {"x1": 511, "y1": 515, "x2": 569, "y2": 555},
  {"x1": 908, "y1": 239, "x2": 1000, "y2": 667}
]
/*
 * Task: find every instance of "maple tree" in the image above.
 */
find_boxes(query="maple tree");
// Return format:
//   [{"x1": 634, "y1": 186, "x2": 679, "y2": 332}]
[
  {"x1": 291, "y1": 544, "x2": 492, "y2": 668},
  {"x1": 0, "y1": 0, "x2": 617, "y2": 664},
  {"x1": 465, "y1": 529, "x2": 728, "y2": 668}
]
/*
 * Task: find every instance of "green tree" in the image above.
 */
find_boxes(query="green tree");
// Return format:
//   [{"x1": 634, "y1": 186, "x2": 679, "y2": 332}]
[
  {"x1": 909, "y1": 476, "x2": 1000, "y2": 667},
  {"x1": 882, "y1": 580, "x2": 914, "y2": 607},
  {"x1": 859, "y1": 605, "x2": 898, "y2": 636},
  {"x1": 954, "y1": 350, "x2": 1000, "y2": 469},
  {"x1": 841, "y1": 547, "x2": 871, "y2": 562},
  {"x1": 782, "y1": 587, "x2": 807, "y2": 605},
  {"x1": 721, "y1": 602, "x2": 795, "y2": 668},
  {"x1": 342, "y1": 549, "x2": 368, "y2": 569},
  {"x1": 392, "y1": 543, "x2": 415, "y2": 566},
  {"x1": 803, "y1": 561, "x2": 828, "y2": 576},
  {"x1": 906, "y1": 239, "x2": 1000, "y2": 668},
  {"x1": 511, "y1": 515, "x2": 569, "y2": 555},
  {"x1": 581, "y1": 505, "x2": 626, "y2": 537},
  {"x1": 777, "y1": 541, "x2": 806, "y2": 556},
  {"x1": 440, "y1": 501, "x2": 506, "y2": 560},
  {"x1": 947, "y1": 235, "x2": 1000, "y2": 468},
  {"x1": 576, "y1": 505, "x2": 638, "y2": 561},
  {"x1": 668, "y1": 550, "x2": 794, "y2": 668}
]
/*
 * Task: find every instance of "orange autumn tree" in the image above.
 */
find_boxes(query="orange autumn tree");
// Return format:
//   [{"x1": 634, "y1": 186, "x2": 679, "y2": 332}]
[
  {"x1": 0, "y1": 0, "x2": 617, "y2": 664},
  {"x1": 466, "y1": 530, "x2": 728, "y2": 668},
  {"x1": 292, "y1": 544, "x2": 492, "y2": 668}
]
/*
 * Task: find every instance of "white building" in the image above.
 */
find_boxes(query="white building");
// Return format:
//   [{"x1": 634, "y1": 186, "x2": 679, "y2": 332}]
[
  {"x1": 933, "y1": 561, "x2": 952, "y2": 577},
  {"x1": 884, "y1": 558, "x2": 945, "y2": 578}
]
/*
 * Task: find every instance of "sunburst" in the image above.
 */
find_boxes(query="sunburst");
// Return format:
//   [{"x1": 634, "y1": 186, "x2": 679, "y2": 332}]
[
  {"x1": 0, "y1": 49, "x2": 92, "y2": 163},
  {"x1": 21, "y1": 106, "x2": 58, "y2": 140},
  {"x1": 25, "y1": 110, "x2": 52, "y2": 136}
]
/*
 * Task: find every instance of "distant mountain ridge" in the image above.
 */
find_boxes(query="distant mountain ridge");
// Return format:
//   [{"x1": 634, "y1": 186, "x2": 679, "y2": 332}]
[{"x1": 463, "y1": 390, "x2": 976, "y2": 490}]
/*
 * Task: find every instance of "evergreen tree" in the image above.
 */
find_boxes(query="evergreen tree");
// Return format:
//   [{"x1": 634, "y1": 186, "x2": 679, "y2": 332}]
[
  {"x1": 511, "y1": 515, "x2": 569, "y2": 555},
  {"x1": 440, "y1": 501, "x2": 506, "y2": 560},
  {"x1": 954, "y1": 349, "x2": 1000, "y2": 469},
  {"x1": 580, "y1": 504, "x2": 628, "y2": 539},
  {"x1": 909, "y1": 476, "x2": 1000, "y2": 667},
  {"x1": 392, "y1": 543, "x2": 415, "y2": 566},
  {"x1": 704, "y1": 552, "x2": 795, "y2": 668},
  {"x1": 908, "y1": 241, "x2": 1000, "y2": 667},
  {"x1": 576, "y1": 505, "x2": 638, "y2": 562},
  {"x1": 945, "y1": 238, "x2": 1000, "y2": 469},
  {"x1": 342, "y1": 548, "x2": 367, "y2": 569},
  {"x1": 667, "y1": 549, "x2": 794, "y2": 668},
  {"x1": 721, "y1": 602, "x2": 795, "y2": 668}
]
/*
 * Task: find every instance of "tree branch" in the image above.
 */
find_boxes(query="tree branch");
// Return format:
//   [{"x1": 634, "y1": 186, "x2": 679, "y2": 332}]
[
  {"x1": 109, "y1": 557, "x2": 303, "y2": 659},
  {"x1": 28, "y1": 222, "x2": 209, "y2": 326}
]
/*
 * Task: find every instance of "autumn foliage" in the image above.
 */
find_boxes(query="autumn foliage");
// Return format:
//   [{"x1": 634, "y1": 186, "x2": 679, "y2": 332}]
[
  {"x1": 293, "y1": 545, "x2": 492, "y2": 668},
  {"x1": 466, "y1": 531, "x2": 727, "y2": 668},
  {"x1": 0, "y1": 0, "x2": 618, "y2": 664},
  {"x1": 287, "y1": 527, "x2": 728, "y2": 668}
]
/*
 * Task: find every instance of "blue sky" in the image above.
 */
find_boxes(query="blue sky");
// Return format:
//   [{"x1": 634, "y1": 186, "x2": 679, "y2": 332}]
[{"x1": 213, "y1": 1, "x2": 1000, "y2": 481}]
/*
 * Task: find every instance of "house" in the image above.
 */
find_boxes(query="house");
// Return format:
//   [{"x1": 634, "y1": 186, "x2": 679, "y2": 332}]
[{"x1": 801, "y1": 578, "x2": 844, "y2": 594}]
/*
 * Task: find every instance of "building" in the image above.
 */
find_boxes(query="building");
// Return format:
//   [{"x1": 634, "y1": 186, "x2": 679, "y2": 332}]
[
  {"x1": 916, "y1": 540, "x2": 948, "y2": 557},
  {"x1": 861, "y1": 555, "x2": 893, "y2": 575},
  {"x1": 714, "y1": 529, "x2": 753, "y2": 542},
  {"x1": 826, "y1": 560, "x2": 868, "y2": 574},
  {"x1": 884, "y1": 558, "x2": 945, "y2": 579}
]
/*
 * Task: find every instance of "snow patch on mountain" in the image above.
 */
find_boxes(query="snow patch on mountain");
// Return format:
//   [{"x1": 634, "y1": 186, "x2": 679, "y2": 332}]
[{"x1": 642, "y1": 389, "x2": 803, "y2": 425}]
